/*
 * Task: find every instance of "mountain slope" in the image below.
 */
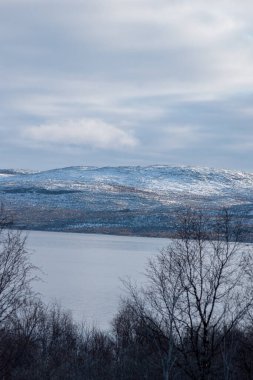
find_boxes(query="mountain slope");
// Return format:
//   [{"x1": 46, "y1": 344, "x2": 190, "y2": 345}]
[{"x1": 0, "y1": 166, "x2": 252, "y2": 236}]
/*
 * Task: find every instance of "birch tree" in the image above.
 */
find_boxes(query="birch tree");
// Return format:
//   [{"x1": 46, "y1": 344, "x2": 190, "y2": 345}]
[{"x1": 125, "y1": 208, "x2": 253, "y2": 380}]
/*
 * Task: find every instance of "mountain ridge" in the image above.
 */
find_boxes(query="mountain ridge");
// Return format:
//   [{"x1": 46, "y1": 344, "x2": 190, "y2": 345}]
[{"x1": 0, "y1": 165, "x2": 252, "y2": 238}]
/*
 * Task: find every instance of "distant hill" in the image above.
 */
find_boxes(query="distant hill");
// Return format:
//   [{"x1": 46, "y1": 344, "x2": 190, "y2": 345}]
[{"x1": 0, "y1": 166, "x2": 253, "y2": 238}]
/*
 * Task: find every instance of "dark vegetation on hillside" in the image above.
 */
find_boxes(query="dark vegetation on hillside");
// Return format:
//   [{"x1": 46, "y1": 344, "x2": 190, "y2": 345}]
[{"x1": 1, "y1": 207, "x2": 253, "y2": 379}]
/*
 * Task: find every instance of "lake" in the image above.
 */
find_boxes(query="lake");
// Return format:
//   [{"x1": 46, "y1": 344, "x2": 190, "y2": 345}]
[{"x1": 27, "y1": 231, "x2": 168, "y2": 329}]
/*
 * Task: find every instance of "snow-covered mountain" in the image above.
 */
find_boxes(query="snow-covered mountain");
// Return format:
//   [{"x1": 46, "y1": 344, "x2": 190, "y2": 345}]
[{"x1": 0, "y1": 166, "x2": 252, "y2": 236}]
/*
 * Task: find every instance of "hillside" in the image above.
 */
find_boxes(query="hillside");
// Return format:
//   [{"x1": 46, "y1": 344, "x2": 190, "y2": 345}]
[{"x1": 0, "y1": 166, "x2": 253, "y2": 237}]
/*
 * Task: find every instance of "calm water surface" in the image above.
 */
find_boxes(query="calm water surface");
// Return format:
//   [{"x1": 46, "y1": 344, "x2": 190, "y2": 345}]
[{"x1": 27, "y1": 231, "x2": 169, "y2": 329}]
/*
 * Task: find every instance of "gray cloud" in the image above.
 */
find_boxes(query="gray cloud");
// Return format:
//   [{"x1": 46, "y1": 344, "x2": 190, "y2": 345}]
[
  {"x1": 23, "y1": 118, "x2": 138, "y2": 149},
  {"x1": 0, "y1": 0, "x2": 253, "y2": 171}
]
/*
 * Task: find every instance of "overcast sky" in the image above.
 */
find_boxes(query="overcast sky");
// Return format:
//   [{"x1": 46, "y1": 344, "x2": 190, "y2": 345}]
[{"x1": 1, "y1": 0, "x2": 253, "y2": 171}]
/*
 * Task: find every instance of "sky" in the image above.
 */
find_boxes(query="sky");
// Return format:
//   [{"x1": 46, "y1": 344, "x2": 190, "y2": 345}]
[{"x1": 1, "y1": 0, "x2": 253, "y2": 171}]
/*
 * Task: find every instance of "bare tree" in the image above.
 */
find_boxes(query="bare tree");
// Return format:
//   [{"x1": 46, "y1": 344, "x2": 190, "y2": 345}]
[
  {"x1": 124, "y1": 208, "x2": 253, "y2": 380},
  {"x1": 0, "y1": 211, "x2": 36, "y2": 325}
]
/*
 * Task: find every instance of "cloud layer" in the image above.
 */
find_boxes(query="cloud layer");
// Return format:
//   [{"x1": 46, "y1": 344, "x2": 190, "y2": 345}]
[
  {"x1": 1, "y1": 0, "x2": 253, "y2": 170},
  {"x1": 24, "y1": 119, "x2": 138, "y2": 149}
]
